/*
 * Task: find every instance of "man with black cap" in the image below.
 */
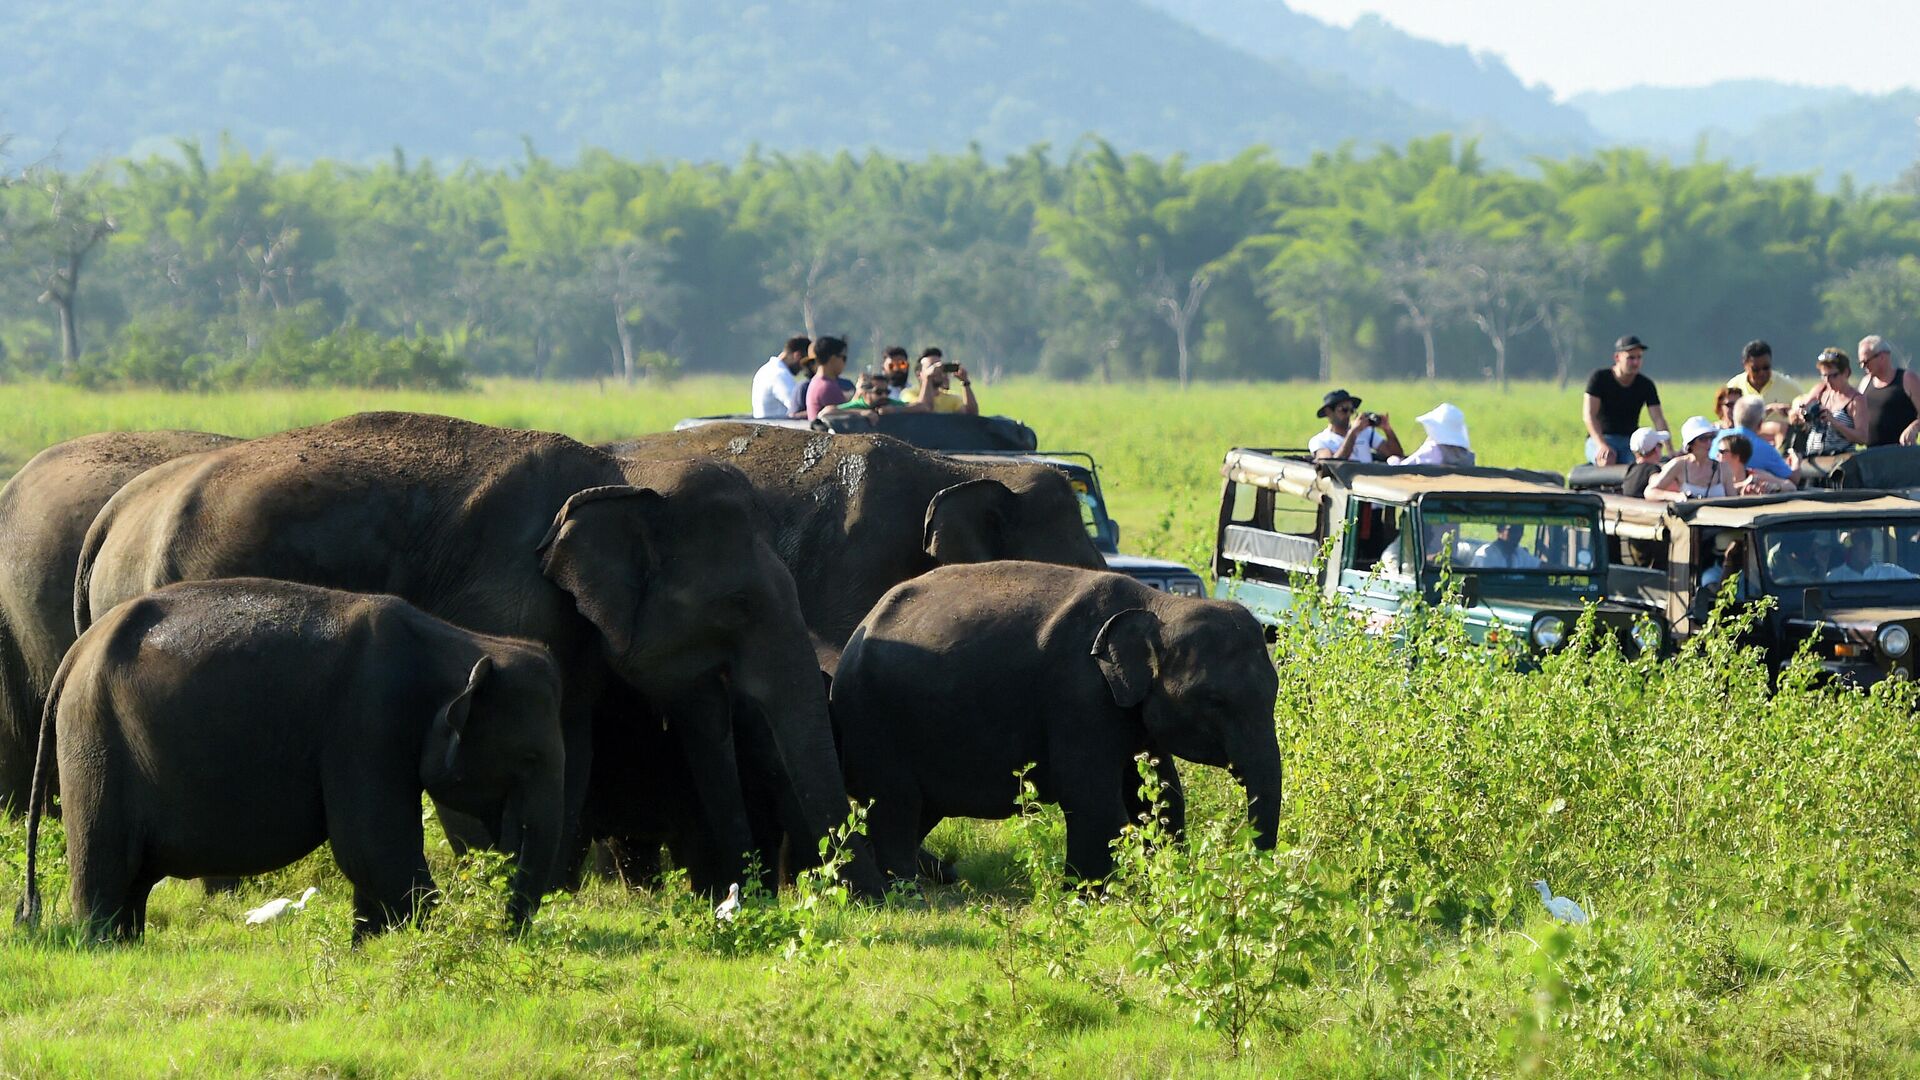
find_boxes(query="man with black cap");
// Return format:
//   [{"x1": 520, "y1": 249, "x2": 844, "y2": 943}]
[
  {"x1": 1310, "y1": 388, "x2": 1401, "y2": 462},
  {"x1": 1583, "y1": 335, "x2": 1669, "y2": 466}
]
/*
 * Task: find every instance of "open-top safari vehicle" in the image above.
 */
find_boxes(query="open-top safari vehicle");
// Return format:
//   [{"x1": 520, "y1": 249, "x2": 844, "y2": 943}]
[
  {"x1": 1599, "y1": 490, "x2": 1920, "y2": 683},
  {"x1": 1212, "y1": 450, "x2": 1659, "y2": 659}
]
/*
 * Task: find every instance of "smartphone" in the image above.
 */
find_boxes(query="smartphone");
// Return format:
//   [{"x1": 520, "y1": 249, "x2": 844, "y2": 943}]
[{"x1": 941, "y1": 360, "x2": 960, "y2": 373}]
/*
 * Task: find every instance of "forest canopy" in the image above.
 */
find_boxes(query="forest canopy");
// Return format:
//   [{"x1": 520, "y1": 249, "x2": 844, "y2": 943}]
[{"x1": 3, "y1": 136, "x2": 1919, "y2": 388}]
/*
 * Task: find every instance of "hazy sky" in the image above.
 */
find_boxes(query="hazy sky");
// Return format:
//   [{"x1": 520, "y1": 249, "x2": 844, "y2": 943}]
[{"x1": 1284, "y1": 0, "x2": 1919, "y2": 98}]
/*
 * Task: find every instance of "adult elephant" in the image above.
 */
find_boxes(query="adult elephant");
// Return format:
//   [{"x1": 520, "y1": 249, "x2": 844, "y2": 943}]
[
  {"x1": 603, "y1": 423, "x2": 1107, "y2": 663},
  {"x1": 601, "y1": 423, "x2": 1114, "y2": 885},
  {"x1": 74, "y1": 412, "x2": 879, "y2": 897},
  {"x1": 0, "y1": 429, "x2": 238, "y2": 813}
]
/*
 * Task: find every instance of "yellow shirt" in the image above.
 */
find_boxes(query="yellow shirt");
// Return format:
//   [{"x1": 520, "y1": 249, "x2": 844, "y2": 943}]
[
  {"x1": 1726, "y1": 371, "x2": 1803, "y2": 406},
  {"x1": 900, "y1": 388, "x2": 967, "y2": 413}
]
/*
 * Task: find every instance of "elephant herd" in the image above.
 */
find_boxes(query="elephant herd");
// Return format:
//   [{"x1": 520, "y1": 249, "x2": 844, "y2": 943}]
[{"x1": 0, "y1": 413, "x2": 1282, "y2": 940}]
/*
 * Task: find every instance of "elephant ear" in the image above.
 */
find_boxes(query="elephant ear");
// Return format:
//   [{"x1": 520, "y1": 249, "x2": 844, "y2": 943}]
[
  {"x1": 923, "y1": 478, "x2": 1017, "y2": 563},
  {"x1": 1091, "y1": 608, "x2": 1161, "y2": 709},
  {"x1": 537, "y1": 485, "x2": 664, "y2": 660},
  {"x1": 425, "y1": 656, "x2": 493, "y2": 780}
]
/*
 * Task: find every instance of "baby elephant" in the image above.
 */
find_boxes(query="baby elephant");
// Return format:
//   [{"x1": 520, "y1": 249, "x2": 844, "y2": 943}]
[
  {"x1": 832, "y1": 562, "x2": 1281, "y2": 883},
  {"x1": 17, "y1": 579, "x2": 565, "y2": 941}
]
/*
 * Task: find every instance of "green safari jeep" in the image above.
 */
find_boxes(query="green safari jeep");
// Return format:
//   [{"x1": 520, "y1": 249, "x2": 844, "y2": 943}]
[{"x1": 1211, "y1": 450, "x2": 1660, "y2": 659}]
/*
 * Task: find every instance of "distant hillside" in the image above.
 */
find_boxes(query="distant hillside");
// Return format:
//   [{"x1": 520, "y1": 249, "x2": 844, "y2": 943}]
[
  {"x1": 1, "y1": 0, "x2": 1445, "y2": 167},
  {"x1": 1145, "y1": 0, "x2": 1598, "y2": 154},
  {"x1": 1569, "y1": 81, "x2": 1854, "y2": 144}
]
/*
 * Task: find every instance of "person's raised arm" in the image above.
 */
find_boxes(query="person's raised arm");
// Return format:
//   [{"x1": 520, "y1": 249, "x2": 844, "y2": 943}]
[
  {"x1": 1646, "y1": 404, "x2": 1670, "y2": 442},
  {"x1": 955, "y1": 365, "x2": 979, "y2": 416},
  {"x1": 898, "y1": 372, "x2": 938, "y2": 414},
  {"x1": 1584, "y1": 394, "x2": 1614, "y2": 465},
  {"x1": 1373, "y1": 413, "x2": 1403, "y2": 459}
]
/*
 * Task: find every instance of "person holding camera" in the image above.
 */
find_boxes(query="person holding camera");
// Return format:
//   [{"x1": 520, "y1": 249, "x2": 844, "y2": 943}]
[
  {"x1": 1309, "y1": 389, "x2": 1401, "y2": 463},
  {"x1": 900, "y1": 347, "x2": 979, "y2": 415},
  {"x1": 1788, "y1": 347, "x2": 1867, "y2": 456}
]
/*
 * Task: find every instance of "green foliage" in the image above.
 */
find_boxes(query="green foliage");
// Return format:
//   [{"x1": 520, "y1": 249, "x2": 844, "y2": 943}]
[{"x1": 6, "y1": 134, "x2": 1920, "y2": 390}]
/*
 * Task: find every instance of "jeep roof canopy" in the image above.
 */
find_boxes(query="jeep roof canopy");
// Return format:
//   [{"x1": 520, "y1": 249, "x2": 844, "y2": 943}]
[{"x1": 1221, "y1": 450, "x2": 1569, "y2": 503}]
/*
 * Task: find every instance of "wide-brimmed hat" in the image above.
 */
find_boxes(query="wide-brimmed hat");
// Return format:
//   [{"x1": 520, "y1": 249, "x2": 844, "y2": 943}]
[
  {"x1": 1317, "y1": 388, "x2": 1362, "y2": 418},
  {"x1": 1680, "y1": 415, "x2": 1718, "y2": 449},
  {"x1": 1414, "y1": 403, "x2": 1470, "y2": 450}
]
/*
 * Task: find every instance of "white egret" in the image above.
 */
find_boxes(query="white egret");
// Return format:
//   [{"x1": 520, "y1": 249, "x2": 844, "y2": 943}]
[
  {"x1": 244, "y1": 886, "x2": 318, "y2": 926},
  {"x1": 714, "y1": 882, "x2": 742, "y2": 923},
  {"x1": 1531, "y1": 879, "x2": 1588, "y2": 925}
]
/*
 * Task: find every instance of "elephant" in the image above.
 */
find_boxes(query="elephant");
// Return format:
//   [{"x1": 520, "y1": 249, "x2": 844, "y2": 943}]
[
  {"x1": 0, "y1": 430, "x2": 238, "y2": 813},
  {"x1": 602, "y1": 422, "x2": 1107, "y2": 664},
  {"x1": 74, "y1": 412, "x2": 882, "y2": 899},
  {"x1": 831, "y1": 561, "x2": 1282, "y2": 883},
  {"x1": 17, "y1": 578, "x2": 565, "y2": 941}
]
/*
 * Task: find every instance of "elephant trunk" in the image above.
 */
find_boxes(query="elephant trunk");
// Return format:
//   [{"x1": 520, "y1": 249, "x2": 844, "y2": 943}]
[
  {"x1": 501, "y1": 771, "x2": 564, "y2": 932},
  {"x1": 736, "y1": 617, "x2": 888, "y2": 900},
  {"x1": 1229, "y1": 726, "x2": 1283, "y2": 851}
]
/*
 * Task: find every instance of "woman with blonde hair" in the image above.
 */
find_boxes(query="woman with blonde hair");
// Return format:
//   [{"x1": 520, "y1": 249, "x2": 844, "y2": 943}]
[{"x1": 1789, "y1": 347, "x2": 1867, "y2": 455}]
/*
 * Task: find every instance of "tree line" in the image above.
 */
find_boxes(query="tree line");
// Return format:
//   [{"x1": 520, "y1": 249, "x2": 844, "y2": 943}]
[{"x1": 2, "y1": 135, "x2": 1918, "y2": 389}]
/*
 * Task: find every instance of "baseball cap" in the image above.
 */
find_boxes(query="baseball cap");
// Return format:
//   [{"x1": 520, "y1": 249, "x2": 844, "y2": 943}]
[
  {"x1": 1615, "y1": 335, "x2": 1649, "y2": 352},
  {"x1": 1629, "y1": 426, "x2": 1669, "y2": 455}
]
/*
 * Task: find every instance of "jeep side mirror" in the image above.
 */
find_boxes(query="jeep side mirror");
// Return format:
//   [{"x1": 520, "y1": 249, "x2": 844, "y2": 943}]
[
  {"x1": 1107, "y1": 521, "x2": 1121, "y2": 548},
  {"x1": 1803, "y1": 585, "x2": 1826, "y2": 620}
]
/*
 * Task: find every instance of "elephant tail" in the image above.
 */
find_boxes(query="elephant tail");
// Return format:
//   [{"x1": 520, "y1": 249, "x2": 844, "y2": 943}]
[{"x1": 15, "y1": 644, "x2": 73, "y2": 928}]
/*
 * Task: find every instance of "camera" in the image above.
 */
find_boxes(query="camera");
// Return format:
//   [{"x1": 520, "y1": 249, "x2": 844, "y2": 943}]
[
  {"x1": 1363, "y1": 411, "x2": 1383, "y2": 425},
  {"x1": 941, "y1": 359, "x2": 960, "y2": 373},
  {"x1": 1801, "y1": 399, "x2": 1825, "y2": 423}
]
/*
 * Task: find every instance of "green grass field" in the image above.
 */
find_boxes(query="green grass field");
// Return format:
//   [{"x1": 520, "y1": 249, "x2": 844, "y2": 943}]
[{"x1": 5, "y1": 377, "x2": 1918, "y2": 1077}]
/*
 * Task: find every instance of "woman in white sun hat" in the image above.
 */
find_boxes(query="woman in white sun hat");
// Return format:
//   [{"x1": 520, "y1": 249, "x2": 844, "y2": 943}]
[
  {"x1": 1389, "y1": 403, "x2": 1475, "y2": 467},
  {"x1": 1647, "y1": 416, "x2": 1729, "y2": 502}
]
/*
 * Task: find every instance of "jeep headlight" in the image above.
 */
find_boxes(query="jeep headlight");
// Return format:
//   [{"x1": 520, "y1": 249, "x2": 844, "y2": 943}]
[
  {"x1": 1878, "y1": 623, "x2": 1911, "y2": 659},
  {"x1": 1168, "y1": 578, "x2": 1203, "y2": 597},
  {"x1": 1531, "y1": 614, "x2": 1567, "y2": 651},
  {"x1": 1631, "y1": 619, "x2": 1662, "y2": 656}
]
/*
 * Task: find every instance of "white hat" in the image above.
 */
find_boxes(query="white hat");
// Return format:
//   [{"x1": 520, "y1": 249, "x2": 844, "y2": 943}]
[
  {"x1": 1629, "y1": 426, "x2": 1670, "y2": 455},
  {"x1": 1414, "y1": 403, "x2": 1470, "y2": 451},
  {"x1": 1680, "y1": 415, "x2": 1718, "y2": 450}
]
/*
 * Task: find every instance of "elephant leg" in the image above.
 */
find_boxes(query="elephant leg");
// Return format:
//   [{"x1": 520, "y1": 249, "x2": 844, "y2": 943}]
[
  {"x1": 1059, "y1": 779, "x2": 1128, "y2": 883},
  {"x1": 915, "y1": 813, "x2": 959, "y2": 885},
  {"x1": 862, "y1": 786, "x2": 926, "y2": 883},
  {"x1": 66, "y1": 804, "x2": 139, "y2": 941},
  {"x1": 662, "y1": 682, "x2": 755, "y2": 890},
  {"x1": 325, "y1": 783, "x2": 433, "y2": 942}
]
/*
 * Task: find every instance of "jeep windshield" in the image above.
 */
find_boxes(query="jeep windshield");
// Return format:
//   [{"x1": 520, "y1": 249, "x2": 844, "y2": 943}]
[
  {"x1": 1416, "y1": 499, "x2": 1601, "y2": 574},
  {"x1": 1759, "y1": 520, "x2": 1920, "y2": 589},
  {"x1": 1057, "y1": 462, "x2": 1120, "y2": 553}
]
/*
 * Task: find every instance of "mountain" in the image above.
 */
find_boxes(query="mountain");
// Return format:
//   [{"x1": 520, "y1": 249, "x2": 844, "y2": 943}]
[
  {"x1": 1144, "y1": 0, "x2": 1598, "y2": 153},
  {"x1": 0, "y1": 0, "x2": 1444, "y2": 168},
  {"x1": 1569, "y1": 81, "x2": 1854, "y2": 145}
]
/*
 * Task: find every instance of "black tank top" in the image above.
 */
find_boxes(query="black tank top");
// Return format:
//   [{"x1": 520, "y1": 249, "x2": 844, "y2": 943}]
[{"x1": 1863, "y1": 368, "x2": 1918, "y2": 446}]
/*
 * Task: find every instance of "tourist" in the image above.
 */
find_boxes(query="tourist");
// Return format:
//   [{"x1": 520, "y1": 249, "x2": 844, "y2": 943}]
[
  {"x1": 1855, "y1": 335, "x2": 1920, "y2": 446},
  {"x1": 900, "y1": 348, "x2": 980, "y2": 415},
  {"x1": 1388, "y1": 403, "x2": 1474, "y2": 467},
  {"x1": 1710, "y1": 396, "x2": 1793, "y2": 480},
  {"x1": 751, "y1": 335, "x2": 809, "y2": 418},
  {"x1": 1622, "y1": 427, "x2": 1669, "y2": 498},
  {"x1": 1788, "y1": 347, "x2": 1866, "y2": 455},
  {"x1": 1309, "y1": 389, "x2": 1401, "y2": 462},
  {"x1": 1583, "y1": 335, "x2": 1668, "y2": 465},
  {"x1": 1646, "y1": 416, "x2": 1729, "y2": 502}
]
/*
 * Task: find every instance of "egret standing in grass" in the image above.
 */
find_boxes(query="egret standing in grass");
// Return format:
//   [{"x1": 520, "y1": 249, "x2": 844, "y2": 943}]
[
  {"x1": 1531, "y1": 880, "x2": 1588, "y2": 925},
  {"x1": 244, "y1": 886, "x2": 318, "y2": 927},
  {"x1": 714, "y1": 882, "x2": 741, "y2": 923}
]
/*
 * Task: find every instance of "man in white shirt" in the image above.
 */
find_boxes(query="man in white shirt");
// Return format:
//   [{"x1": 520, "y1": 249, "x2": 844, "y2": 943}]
[
  {"x1": 1308, "y1": 388, "x2": 1401, "y2": 462},
  {"x1": 1473, "y1": 524, "x2": 1543, "y2": 569},
  {"x1": 1826, "y1": 530, "x2": 1920, "y2": 582},
  {"x1": 750, "y1": 336, "x2": 811, "y2": 418}
]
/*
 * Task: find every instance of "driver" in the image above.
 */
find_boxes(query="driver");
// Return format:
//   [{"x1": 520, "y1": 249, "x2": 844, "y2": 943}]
[
  {"x1": 1826, "y1": 529, "x2": 1920, "y2": 582},
  {"x1": 1473, "y1": 523, "x2": 1542, "y2": 569}
]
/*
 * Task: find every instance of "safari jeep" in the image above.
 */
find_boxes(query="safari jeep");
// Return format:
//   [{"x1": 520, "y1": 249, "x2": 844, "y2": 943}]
[
  {"x1": 1599, "y1": 490, "x2": 1920, "y2": 683},
  {"x1": 1212, "y1": 450, "x2": 1658, "y2": 659},
  {"x1": 953, "y1": 449, "x2": 1205, "y2": 595}
]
